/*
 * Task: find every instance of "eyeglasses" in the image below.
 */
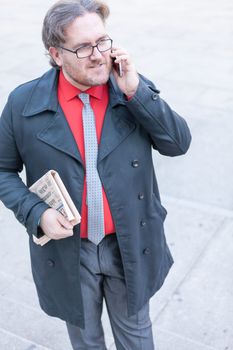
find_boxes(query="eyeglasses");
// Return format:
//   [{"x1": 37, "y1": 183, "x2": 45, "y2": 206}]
[{"x1": 58, "y1": 38, "x2": 113, "y2": 59}]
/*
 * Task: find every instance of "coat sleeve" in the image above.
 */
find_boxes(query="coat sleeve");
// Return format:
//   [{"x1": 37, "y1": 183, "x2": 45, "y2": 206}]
[
  {"x1": 125, "y1": 75, "x2": 192, "y2": 156},
  {"x1": 0, "y1": 94, "x2": 49, "y2": 237}
]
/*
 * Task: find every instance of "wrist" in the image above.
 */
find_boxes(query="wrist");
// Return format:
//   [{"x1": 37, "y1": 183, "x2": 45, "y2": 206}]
[{"x1": 125, "y1": 77, "x2": 139, "y2": 98}]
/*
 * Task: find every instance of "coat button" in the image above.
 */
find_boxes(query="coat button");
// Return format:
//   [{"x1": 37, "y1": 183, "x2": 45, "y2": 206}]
[
  {"x1": 138, "y1": 193, "x2": 144, "y2": 200},
  {"x1": 152, "y1": 93, "x2": 158, "y2": 101},
  {"x1": 47, "y1": 259, "x2": 55, "y2": 267},
  {"x1": 143, "y1": 248, "x2": 151, "y2": 255},
  {"x1": 132, "y1": 160, "x2": 139, "y2": 168},
  {"x1": 140, "y1": 220, "x2": 146, "y2": 227}
]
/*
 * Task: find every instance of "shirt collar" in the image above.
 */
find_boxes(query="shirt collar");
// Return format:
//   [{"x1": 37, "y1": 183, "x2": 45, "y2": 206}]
[{"x1": 59, "y1": 69, "x2": 105, "y2": 101}]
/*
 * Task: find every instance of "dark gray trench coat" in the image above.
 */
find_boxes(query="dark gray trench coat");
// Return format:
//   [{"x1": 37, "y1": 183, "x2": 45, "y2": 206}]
[{"x1": 0, "y1": 68, "x2": 191, "y2": 328}]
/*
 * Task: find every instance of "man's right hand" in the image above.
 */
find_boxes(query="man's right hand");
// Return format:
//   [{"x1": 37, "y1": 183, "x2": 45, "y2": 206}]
[{"x1": 39, "y1": 208, "x2": 74, "y2": 240}]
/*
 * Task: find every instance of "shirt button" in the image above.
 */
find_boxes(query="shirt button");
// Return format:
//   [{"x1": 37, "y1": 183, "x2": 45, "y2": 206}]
[
  {"x1": 140, "y1": 220, "x2": 146, "y2": 227},
  {"x1": 143, "y1": 248, "x2": 151, "y2": 255},
  {"x1": 47, "y1": 259, "x2": 55, "y2": 267},
  {"x1": 152, "y1": 93, "x2": 158, "y2": 101},
  {"x1": 132, "y1": 160, "x2": 139, "y2": 168},
  {"x1": 138, "y1": 193, "x2": 144, "y2": 200}
]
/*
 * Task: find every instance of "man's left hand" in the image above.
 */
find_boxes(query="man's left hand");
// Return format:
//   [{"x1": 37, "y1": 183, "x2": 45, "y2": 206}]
[{"x1": 110, "y1": 47, "x2": 139, "y2": 98}]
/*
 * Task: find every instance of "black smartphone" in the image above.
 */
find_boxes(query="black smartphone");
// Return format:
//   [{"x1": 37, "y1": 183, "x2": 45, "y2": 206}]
[{"x1": 112, "y1": 58, "x2": 123, "y2": 77}]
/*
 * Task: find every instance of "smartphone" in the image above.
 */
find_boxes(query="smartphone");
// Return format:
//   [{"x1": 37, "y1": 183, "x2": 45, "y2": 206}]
[{"x1": 112, "y1": 58, "x2": 123, "y2": 77}]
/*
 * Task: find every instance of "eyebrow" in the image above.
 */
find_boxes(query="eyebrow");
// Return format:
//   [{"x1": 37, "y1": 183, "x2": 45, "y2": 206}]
[{"x1": 72, "y1": 35, "x2": 109, "y2": 49}]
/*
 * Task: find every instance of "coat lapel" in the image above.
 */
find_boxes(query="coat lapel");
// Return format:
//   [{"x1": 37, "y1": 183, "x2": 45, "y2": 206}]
[
  {"x1": 98, "y1": 75, "x2": 136, "y2": 163},
  {"x1": 22, "y1": 68, "x2": 83, "y2": 165},
  {"x1": 98, "y1": 105, "x2": 136, "y2": 163},
  {"x1": 36, "y1": 106, "x2": 83, "y2": 164}
]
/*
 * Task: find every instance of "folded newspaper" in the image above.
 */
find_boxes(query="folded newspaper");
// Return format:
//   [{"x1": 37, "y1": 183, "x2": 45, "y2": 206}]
[{"x1": 29, "y1": 170, "x2": 81, "y2": 246}]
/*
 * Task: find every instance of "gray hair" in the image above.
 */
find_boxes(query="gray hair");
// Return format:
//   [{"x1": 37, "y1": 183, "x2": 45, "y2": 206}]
[{"x1": 42, "y1": 0, "x2": 110, "y2": 67}]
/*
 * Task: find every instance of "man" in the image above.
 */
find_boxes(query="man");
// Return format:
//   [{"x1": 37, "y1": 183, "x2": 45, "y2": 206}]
[{"x1": 0, "y1": 0, "x2": 191, "y2": 349}]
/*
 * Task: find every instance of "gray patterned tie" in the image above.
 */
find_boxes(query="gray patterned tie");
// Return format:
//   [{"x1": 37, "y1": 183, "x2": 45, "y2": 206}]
[{"x1": 79, "y1": 93, "x2": 105, "y2": 245}]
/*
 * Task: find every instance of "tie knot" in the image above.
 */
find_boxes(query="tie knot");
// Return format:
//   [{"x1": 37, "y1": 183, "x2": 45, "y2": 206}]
[{"x1": 79, "y1": 93, "x2": 90, "y2": 105}]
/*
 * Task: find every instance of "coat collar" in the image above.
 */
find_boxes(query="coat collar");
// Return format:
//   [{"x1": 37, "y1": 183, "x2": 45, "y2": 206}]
[
  {"x1": 22, "y1": 68, "x2": 125, "y2": 117},
  {"x1": 22, "y1": 68, "x2": 135, "y2": 165},
  {"x1": 22, "y1": 69, "x2": 59, "y2": 117}
]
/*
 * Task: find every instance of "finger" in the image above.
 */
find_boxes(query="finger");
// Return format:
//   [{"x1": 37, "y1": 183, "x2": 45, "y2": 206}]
[
  {"x1": 57, "y1": 214, "x2": 73, "y2": 229},
  {"x1": 111, "y1": 50, "x2": 128, "y2": 59},
  {"x1": 70, "y1": 218, "x2": 78, "y2": 226},
  {"x1": 111, "y1": 47, "x2": 127, "y2": 54},
  {"x1": 114, "y1": 55, "x2": 130, "y2": 64},
  {"x1": 51, "y1": 228, "x2": 74, "y2": 240},
  {"x1": 57, "y1": 228, "x2": 74, "y2": 237},
  {"x1": 111, "y1": 51, "x2": 131, "y2": 65}
]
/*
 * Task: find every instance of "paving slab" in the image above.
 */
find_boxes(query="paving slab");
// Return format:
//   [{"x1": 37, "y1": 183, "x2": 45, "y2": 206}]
[
  {"x1": 0, "y1": 296, "x2": 72, "y2": 350},
  {"x1": 149, "y1": 200, "x2": 226, "y2": 317},
  {"x1": 0, "y1": 206, "x2": 32, "y2": 281},
  {"x1": 153, "y1": 109, "x2": 233, "y2": 211},
  {"x1": 0, "y1": 280, "x2": 114, "y2": 350},
  {"x1": 155, "y1": 218, "x2": 233, "y2": 350},
  {"x1": 154, "y1": 328, "x2": 219, "y2": 350},
  {"x1": 0, "y1": 272, "x2": 40, "y2": 310},
  {"x1": 0, "y1": 328, "x2": 51, "y2": 350}
]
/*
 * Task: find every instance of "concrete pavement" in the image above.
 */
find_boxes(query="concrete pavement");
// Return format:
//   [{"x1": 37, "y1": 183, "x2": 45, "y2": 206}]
[{"x1": 0, "y1": 0, "x2": 233, "y2": 349}]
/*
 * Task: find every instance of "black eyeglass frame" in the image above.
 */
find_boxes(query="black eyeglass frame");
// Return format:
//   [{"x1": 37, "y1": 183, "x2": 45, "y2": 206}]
[{"x1": 58, "y1": 38, "x2": 113, "y2": 59}]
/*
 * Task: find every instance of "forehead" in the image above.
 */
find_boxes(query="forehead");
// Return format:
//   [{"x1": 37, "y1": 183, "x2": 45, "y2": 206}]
[{"x1": 64, "y1": 13, "x2": 107, "y2": 44}]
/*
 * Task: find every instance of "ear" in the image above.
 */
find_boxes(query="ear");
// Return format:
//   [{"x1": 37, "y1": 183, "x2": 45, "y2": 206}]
[{"x1": 49, "y1": 47, "x2": 63, "y2": 67}]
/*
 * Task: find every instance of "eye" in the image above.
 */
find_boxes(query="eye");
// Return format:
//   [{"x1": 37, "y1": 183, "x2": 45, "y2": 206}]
[{"x1": 77, "y1": 43, "x2": 91, "y2": 50}]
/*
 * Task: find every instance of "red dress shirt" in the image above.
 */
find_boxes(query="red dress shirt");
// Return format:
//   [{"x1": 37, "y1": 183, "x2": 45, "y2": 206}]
[{"x1": 58, "y1": 70, "x2": 115, "y2": 238}]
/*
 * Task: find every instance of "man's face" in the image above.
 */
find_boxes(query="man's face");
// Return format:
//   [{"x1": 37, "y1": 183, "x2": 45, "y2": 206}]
[{"x1": 50, "y1": 13, "x2": 113, "y2": 90}]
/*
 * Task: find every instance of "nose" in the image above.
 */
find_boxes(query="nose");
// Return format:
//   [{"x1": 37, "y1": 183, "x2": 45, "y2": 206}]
[{"x1": 90, "y1": 46, "x2": 102, "y2": 59}]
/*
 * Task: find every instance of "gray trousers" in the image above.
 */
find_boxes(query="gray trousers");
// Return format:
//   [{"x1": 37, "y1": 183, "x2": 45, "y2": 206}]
[{"x1": 66, "y1": 234, "x2": 154, "y2": 350}]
